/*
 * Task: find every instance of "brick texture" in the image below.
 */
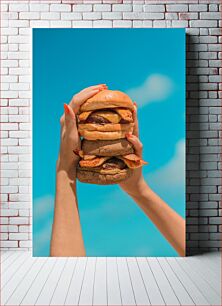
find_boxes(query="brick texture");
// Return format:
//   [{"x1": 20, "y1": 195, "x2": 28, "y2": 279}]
[{"x1": 0, "y1": 0, "x2": 221, "y2": 255}]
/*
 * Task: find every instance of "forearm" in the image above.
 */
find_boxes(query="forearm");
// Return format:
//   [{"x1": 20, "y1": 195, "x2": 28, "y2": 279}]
[
  {"x1": 50, "y1": 168, "x2": 85, "y2": 256},
  {"x1": 129, "y1": 180, "x2": 185, "y2": 256}
]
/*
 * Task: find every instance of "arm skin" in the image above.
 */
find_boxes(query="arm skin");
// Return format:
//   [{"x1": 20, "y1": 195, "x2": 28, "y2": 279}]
[
  {"x1": 50, "y1": 168, "x2": 85, "y2": 257},
  {"x1": 50, "y1": 84, "x2": 107, "y2": 256},
  {"x1": 121, "y1": 104, "x2": 185, "y2": 256},
  {"x1": 126, "y1": 178, "x2": 185, "y2": 256}
]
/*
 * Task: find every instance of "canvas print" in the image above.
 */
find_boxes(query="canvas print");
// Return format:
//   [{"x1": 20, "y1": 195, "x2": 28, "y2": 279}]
[{"x1": 33, "y1": 29, "x2": 185, "y2": 257}]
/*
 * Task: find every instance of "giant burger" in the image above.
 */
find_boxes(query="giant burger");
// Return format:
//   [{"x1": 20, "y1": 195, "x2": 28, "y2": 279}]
[
  {"x1": 77, "y1": 90, "x2": 134, "y2": 140},
  {"x1": 76, "y1": 139, "x2": 147, "y2": 185}
]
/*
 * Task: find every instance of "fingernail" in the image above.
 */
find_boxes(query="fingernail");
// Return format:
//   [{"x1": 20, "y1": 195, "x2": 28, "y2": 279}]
[
  {"x1": 64, "y1": 103, "x2": 69, "y2": 115},
  {"x1": 73, "y1": 149, "x2": 79, "y2": 156},
  {"x1": 134, "y1": 102, "x2": 137, "y2": 107},
  {"x1": 126, "y1": 133, "x2": 132, "y2": 138}
]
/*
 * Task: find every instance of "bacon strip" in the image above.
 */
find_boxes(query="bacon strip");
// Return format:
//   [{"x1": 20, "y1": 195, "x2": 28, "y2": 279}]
[
  {"x1": 119, "y1": 154, "x2": 148, "y2": 169},
  {"x1": 79, "y1": 157, "x2": 110, "y2": 168},
  {"x1": 79, "y1": 153, "x2": 148, "y2": 169}
]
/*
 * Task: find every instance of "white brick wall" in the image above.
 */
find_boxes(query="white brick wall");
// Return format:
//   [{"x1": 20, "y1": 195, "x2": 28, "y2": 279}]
[{"x1": 1, "y1": 0, "x2": 221, "y2": 255}]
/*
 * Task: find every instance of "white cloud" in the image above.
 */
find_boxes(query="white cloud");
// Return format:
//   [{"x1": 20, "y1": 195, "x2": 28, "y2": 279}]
[
  {"x1": 147, "y1": 139, "x2": 185, "y2": 188},
  {"x1": 127, "y1": 73, "x2": 174, "y2": 106}
]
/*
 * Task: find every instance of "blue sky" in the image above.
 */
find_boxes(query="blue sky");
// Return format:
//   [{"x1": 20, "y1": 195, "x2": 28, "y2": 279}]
[{"x1": 33, "y1": 29, "x2": 185, "y2": 257}]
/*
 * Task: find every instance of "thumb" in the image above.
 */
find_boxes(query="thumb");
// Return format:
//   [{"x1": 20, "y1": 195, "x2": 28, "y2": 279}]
[
  {"x1": 64, "y1": 103, "x2": 76, "y2": 129},
  {"x1": 126, "y1": 133, "x2": 143, "y2": 158}
]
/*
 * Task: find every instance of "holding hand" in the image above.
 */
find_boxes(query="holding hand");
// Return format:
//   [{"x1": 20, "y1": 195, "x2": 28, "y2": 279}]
[
  {"x1": 120, "y1": 103, "x2": 185, "y2": 256},
  {"x1": 57, "y1": 84, "x2": 107, "y2": 174},
  {"x1": 120, "y1": 102, "x2": 146, "y2": 197},
  {"x1": 51, "y1": 84, "x2": 107, "y2": 257}
]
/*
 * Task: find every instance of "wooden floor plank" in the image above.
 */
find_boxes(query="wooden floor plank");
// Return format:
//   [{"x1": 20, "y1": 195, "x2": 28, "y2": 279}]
[
  {"x1": 157, "y1": 258, "x2": 195, "y2": 305},
  {"x1": 1, "y1": 252, "x2": 30, "y2": 289},
  {"x1": 35, "y1": 257, "x2": 67, "y2": 306},
  {"x1": 93, "y1": 257, "x2": 107, "y2": 306},
  {"x1": 5, "y1": 258, "x2": 46, "y2": 305},
  {"x1": 147, "y1": 258, "x2": 179, "y2": 305},
  {"x1": 1, "y1": 252, "x2": 22, "y2": 273},
  {"x1": 1, "y1": 255, "x2": 37, "y2": 305},
  {"x1": 185, "y1": 256, "x2": 220, "y2": 295},
  {"x1": 206, "y1": 252, "x2": 220, "y2": 263},
  {"x1": 1, "y1": 252, "x2": 220, "y2": 306},
  {"x1": 0, "y1": 251, "x2": 14, "y2": 263},
  {"x1": 196, "y1": 253, "x2": 220, "y2": 274},
  {"x1": 167, "y1": 258, "x2": 210, "y2": 305},
  {"x1": 78, "y1": 257, "x2": 96, "y2": 306},
  {"x1": 50, "y1": 258, "x2": 77, "y2": 305},
  {"x1": 64, "y1": 258, "x2": 87, "y2": 306},
  {"x1": 137, "y1": 258, "x2": 165, "y2": 305},
  {"x1": 107, "y1": 257, "x2": 122, "y2": 306},
  {"x1": 176, "y1": 257, "x2": 221, "y2": 305},
  {"x1": 127, "y1": 258, "x2": 150, "y2": 305},
  {"x1": 117, "y1": 257, "x2": 136, "y2": 306},
  {"x1": 20, "y1": 258, "x2": 56, "y2": 305}
]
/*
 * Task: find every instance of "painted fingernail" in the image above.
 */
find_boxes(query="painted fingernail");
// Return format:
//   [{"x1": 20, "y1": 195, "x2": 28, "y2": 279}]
[
  {"x1": 125, "y1": 133, "x2": 132, "y2": 138},
  {"x1": 64, "y1": 103, "x2": 69, "y2": 115},
  {"x1": 73, "y1": 149, "x2": 79, "y2": 156},
  {"x1": 134, "y1": 102, "x2": 137, "y2": 107}
]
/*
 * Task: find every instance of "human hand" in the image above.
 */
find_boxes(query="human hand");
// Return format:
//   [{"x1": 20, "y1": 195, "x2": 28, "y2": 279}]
[
  {"x1": 119, "y1": 103, "x2": 146, "y2": 197},
  {"x1": 57, "y1": 84, "x2": 107, "y2": 175}
]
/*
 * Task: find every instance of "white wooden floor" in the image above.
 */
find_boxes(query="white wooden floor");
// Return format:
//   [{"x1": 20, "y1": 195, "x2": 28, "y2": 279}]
[{"x1": 1, "y1": 252, "x2": 220, "y2": 306}]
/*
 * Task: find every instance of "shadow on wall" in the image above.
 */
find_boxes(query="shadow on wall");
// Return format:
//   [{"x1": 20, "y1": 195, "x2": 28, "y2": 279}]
[
  {"x1": 186, "y1": 33, "x2": 200, "y2": 256},
  {"x1": 186, "y1": 33, "x2": 213, "y2": 256}
]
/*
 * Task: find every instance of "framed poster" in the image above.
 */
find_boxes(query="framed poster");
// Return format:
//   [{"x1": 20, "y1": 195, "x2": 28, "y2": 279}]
[{"x1": 33, "y1": 29, "x2": 185, "y2": 257}]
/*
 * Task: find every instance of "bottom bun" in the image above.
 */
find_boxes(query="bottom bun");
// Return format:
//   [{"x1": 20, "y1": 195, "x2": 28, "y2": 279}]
[{"x1": 77, "y1": 168, "x2": 133, "y2": 185}]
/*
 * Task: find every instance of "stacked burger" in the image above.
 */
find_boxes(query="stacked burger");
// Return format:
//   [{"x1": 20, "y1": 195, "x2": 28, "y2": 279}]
[{"x1": 76, "y1": 90, "x2": 147, "y2": 185}]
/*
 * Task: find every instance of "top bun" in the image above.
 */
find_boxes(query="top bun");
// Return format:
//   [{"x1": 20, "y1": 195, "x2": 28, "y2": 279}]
[{"x1": 80, "y1": 90, "x2": 134, "y2": 112}]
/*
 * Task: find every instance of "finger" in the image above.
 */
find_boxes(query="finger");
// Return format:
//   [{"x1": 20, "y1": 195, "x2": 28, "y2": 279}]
[
  {"x1": 60, "y1": 113, "x2": 65, "y2": 127},
  {"x1": 125, "y1": 133, "x2": 143, "y2": 158},
  {"x1": 132, "y1": 102, "x2": 139, "y2": 137},
  {"x1": 69, "y1": 84, "x2": 108, "y2": 110},
  {"x1": 70, "y1": 88, "x2": 105, "y2": 113},
  {"x1": 80, "y1": 84, "x2": 107, "y2": 92},
  {"x1": 64, "y1": 103, "x2": 76, "y2": 130}
]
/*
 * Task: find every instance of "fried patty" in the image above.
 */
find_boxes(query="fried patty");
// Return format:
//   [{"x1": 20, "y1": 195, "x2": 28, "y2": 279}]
[
  {"x1": 102, "y1": 158, "x2": 126, "y2": 170},
  {"x1": 81, "y1": 110, "x2": 130, "y2": 124}
]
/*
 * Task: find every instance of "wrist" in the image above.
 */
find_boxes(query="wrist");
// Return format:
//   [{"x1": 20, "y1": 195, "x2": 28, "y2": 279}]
[
  {"x1": 56, "y1": 158, "x2": 77, "y2": 180},
  {"x1": 126, "y1": 177, "x2": 147, "y2": 198}
]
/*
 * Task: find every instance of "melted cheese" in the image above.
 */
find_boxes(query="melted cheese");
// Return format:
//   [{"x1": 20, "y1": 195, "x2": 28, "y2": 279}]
[
  {"x1": 83, "y1": 154, "x2": 97, "y2": 160},
  {"x1": 91, "y1": 110, "x2": 121, "y2": 124},
  {"x1": 78, "y1": 111, "x2": 92, "y2": 121},
  {"x1": 115, "y1": 108, "x2": 133, "y2": 122}
]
